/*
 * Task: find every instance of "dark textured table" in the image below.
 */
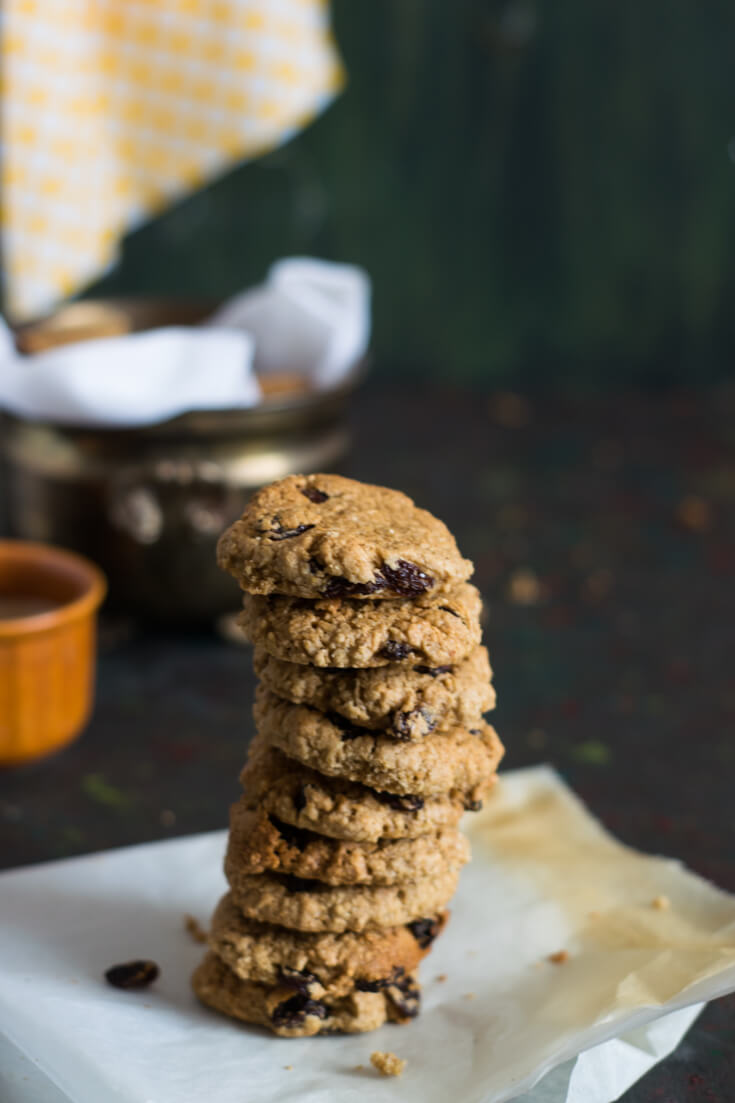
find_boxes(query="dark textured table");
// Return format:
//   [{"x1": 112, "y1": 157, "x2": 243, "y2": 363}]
[{"x1": 2, "y1": 383, "x2": 734, "y2": 1100}]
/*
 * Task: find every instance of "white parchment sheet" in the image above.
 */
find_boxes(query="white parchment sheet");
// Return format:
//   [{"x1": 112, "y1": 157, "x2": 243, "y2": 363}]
[{"x1": 1, "y1": 766, "x2": 733, "y2": 1103}]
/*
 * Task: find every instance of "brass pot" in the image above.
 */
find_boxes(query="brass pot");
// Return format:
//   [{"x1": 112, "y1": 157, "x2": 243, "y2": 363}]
[{"x1": 1, "y1": 300, "x2": 363, "y2": 622}]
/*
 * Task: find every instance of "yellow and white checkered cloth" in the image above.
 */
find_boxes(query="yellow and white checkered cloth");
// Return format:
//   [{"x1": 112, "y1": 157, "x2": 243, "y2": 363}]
[{"x1": 1, "y1": 0, "x2": 344, "y2": 320}]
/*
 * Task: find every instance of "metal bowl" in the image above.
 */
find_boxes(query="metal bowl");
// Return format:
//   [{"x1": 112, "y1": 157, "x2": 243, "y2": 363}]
[{"x1": 1, "y1": 300, "x2": 364, "y2": 622}]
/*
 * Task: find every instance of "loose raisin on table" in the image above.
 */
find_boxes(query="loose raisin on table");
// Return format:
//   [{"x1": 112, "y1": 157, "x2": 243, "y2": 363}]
[{"x1": 104, "y1": 960, "x2": 159, "y2": 990}]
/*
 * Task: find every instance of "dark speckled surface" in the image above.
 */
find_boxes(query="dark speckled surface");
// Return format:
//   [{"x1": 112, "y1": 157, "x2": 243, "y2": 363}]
[{"x1": 1, "y1": 383, "x2": 734, "y2": 1100}]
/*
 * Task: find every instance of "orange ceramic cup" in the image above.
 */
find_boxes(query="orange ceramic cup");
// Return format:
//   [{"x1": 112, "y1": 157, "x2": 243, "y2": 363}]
[{"x1": 0, "y1": 541, "x2": 107, "y2": 765}]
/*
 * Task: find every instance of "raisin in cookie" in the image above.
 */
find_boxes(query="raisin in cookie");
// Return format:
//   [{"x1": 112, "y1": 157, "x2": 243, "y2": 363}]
[
  {"x1": 254, "y1": 688, "x2": 504, "y2": 798},
  {"x1": 217, "y1": 473, "x2": 472, "y2": 600},
  {"x1": 226, "y1": 869, "x2": 460, "y2": 932},
  {"x1": 240, "y1": 740, "x2": 494, "y2": 843},
  {"x1": 208, "y1": 892, "x2": 445, "y2": 998},
  {"x1": 226, "y1": 801, "x2": 470, "y2": 886},
  {"x1": 254, "y1": 644, "x2": 495, "y2": 737},
  {"x1": 193, "y1": 951, "x2": 420, "y2": 1036},
  {"x1": 240, "y1": 583, "x2": 482, "y2": 669}
]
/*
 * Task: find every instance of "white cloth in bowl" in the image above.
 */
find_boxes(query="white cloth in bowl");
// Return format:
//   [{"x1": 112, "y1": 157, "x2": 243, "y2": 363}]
[{"x1": 0, "y1": 258, "x2": 370, "y2": 428}]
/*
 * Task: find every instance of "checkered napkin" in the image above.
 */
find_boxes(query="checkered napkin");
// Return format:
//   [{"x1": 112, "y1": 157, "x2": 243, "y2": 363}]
[{"x1": 0, "y1": 0, "x2": 344, "y2": 320}]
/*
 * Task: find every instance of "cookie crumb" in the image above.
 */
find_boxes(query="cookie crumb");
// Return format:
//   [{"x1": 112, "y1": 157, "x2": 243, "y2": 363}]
[
  {"x1": 463, "y1": 992, "x2": 476, "y2": 1000},
  {"x1": 284, "y1": 1065, "x2": 293, "y2": 1071},
  {"x1": 651, "y1": 895, "x2": 670, "y2": 911},
  {"x1": 548, "y1": 950, "x2": 569, "y2": 964},
  {"x1": 184, "y1": 914, "x2": 208, "y2": 943},
  {"x1": 371, "y1": 1051, "x2": 406, "y2": 1077},
  {"x1": 436, "y1": 973, "x2": 447, "y2": 983},
  {"x1": 354, "y1": 1064, "x2": 365, "y2": 1071}
]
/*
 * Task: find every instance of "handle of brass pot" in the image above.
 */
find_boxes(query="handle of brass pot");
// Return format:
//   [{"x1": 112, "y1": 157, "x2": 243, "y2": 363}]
[{"x1": 106, "y1": 459, "x2": 243, "y2": 546}]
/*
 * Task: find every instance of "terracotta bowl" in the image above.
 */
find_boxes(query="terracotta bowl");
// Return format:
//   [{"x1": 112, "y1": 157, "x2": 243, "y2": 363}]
[{"x1": 0, "y1": 541, "x2": 107, "y2": 765}]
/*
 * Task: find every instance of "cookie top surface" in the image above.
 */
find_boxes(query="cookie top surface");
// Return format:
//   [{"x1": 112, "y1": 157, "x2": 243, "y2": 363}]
[
  {"x1": 208, "y1": 891, "x2": 444, "y2": 997},
  {"x1": 226, "y1": 800, "x2": 470, "y2": 886},
  {"x1": 193, "y1": 951, "x2": 419, "y2": 1036},
  {"x1": 254, "y1": 687, "x2": 504, "y2": 798},
  {"x1": 240, "y1": 739, "x2": 493, "y2": 843},
  {"x1": 254, "y1": 644, "x2": 495, "y2": 736},
  {"x1": 217, "y1": 473, "x2": 473, "y2": 600},
  {"x1": 240, "y1": 582, "x2": 483, "y2": 668},
  {"x1": 227, "y1": 868, "x2": 460, "y2": 932}
]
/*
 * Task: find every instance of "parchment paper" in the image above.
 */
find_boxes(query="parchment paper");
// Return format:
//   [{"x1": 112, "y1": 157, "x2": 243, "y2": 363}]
[{"x1": 1, "y1": 766, "x2": 733, "y2": 1103}]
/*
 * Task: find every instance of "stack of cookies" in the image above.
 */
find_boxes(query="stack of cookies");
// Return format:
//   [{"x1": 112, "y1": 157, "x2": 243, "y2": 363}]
[{"x1": 192, "y1": 474, "x2": 504, "y2": 1037}]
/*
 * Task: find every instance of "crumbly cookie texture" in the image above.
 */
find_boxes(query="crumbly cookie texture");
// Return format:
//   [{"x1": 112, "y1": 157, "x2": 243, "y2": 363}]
[
  {"x1": 254, "y1": 688, "x2": 504, "y2": 798},
  {"x1": 239, "y1": 583, "x2": 483, "y2": 669},
  {"x1": 254, "y1": 644, "x2": 495, "y2": 737},
  {"x1": 371, "y1": 1051, "x2": 407, "y2": 1077},
  {"x1": 226, "y1": 868, "x2": 460, "y2": 933},
  {"x1": 240, "y1": 739, "x2": 495, "y2": 843},
  {"x1": 227, "y1": 801, "x2": 470, "y2": 886},
  {"x1": 208, "y1": 892, "x2": 445, "y2": 997},
  {"x1": 193, "y1": 951, "x2": 420, "y2": 1037},
  {"x1": 217, "y1": 473, "x2": 473, "y2": 600}
]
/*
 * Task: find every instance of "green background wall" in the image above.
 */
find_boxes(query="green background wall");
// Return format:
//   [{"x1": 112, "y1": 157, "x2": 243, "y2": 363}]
[{"x1": 89, "y1": 0, "x2": 735, "y2": 385}]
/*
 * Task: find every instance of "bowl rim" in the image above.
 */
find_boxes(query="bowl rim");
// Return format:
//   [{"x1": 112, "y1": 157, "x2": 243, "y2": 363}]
[{"x1": 0, "y1": 540, "x2": 107, "y2": 637}]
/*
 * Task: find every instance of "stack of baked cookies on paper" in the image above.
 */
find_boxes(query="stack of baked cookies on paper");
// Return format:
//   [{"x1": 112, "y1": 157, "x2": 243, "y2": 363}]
[{"x1": 192, "y1": 474, "x2": 504, "y2": 1037}]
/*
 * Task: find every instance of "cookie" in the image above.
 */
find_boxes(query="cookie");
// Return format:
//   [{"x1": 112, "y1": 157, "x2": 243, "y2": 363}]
[
  {"x1": 253, "y1": 688, "x2": 504, "y2": 798},
  {"x1": 226, "y1": 869, "x2": 460, "y2": 932},
  {"x1": 193, "y1": 951, "x2": 420, "y2": 1036},
  {"x1": 240, "y1": 740, "x2": 495, "y2": 842},
  {"x1": 226, "y1": 800, "x2": 470, "y2": 886},
  {"x1": 240, "y1": 583, "x2": 482, "y2": 669},
  {"x1": 254, "y1": 644, "x2": 495, "y2": 737},
  {"x1": 217, "y1": 473, "x2": 473, "y2": 600},
  {"x1": 208, "y1": 891, "x2": 445, "y2": 997}
]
